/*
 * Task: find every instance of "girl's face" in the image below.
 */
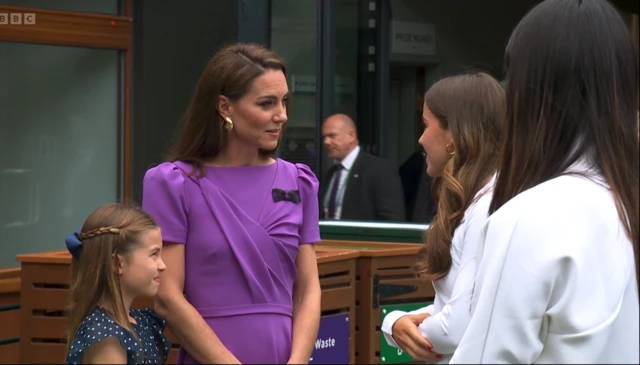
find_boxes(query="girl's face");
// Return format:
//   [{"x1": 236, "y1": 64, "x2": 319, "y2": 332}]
[
  {"x1": 118, "y1": 228, "x2": 166, "y2": 298},
  {"x1": 418, "y1": 102, "x2": 453, "y2": 178}
]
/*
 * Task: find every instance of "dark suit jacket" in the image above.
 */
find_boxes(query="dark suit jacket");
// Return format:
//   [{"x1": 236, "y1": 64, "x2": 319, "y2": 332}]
[
  {"x1": 399, "y1": 151, "x2": 436, "y2": 223},
  {"x1": 411, "y1": 169, "x2": 437, "y2": 223},
  {"x1": 321, "y1": 151, "x2": 405, "y2": 222}
]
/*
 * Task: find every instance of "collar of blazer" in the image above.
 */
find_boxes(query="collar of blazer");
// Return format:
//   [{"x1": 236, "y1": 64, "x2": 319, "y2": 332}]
[{"x1": 347, "y1": 150, "x2": 365, "y2": 180}]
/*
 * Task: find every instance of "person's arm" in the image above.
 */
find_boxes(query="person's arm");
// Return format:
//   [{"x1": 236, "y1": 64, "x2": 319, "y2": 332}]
[
  {"x1": 154, "y1": 243, "x2": 241, "y2": 364},
  {"x1": 415, "y1": 197, "x2": 489, "y2": 354},
  {"x1": 82, "y1": 337, "x2": 127, "y2": 364},
  {"x1": 288, "y1": 244, "x2": 322, "y2": 364},
  {"x1": 288, "y1": 164, "x2": 323, "y2": 364},
  {"x1": 385, "y1": 312, "x2": 438, "y2": 361},
  {"x1": 380, "y1": 305, "x2": 434, "y2": 348}
]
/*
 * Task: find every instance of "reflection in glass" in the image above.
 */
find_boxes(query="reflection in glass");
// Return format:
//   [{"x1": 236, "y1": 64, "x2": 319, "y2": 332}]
[
  {"x1": 270, "y1": 0, "x2": 318, "y2": 173},
  {"x1": 320, "y1": 220, "x2": 428, "y2": 244},
  {"x1": 3, "y1": 0, "x2": 121, "y2": 15},
  {"x1": 270, "y1": 0, "x2": 554, "y2": 226},
  {"x1": 0, "y1": 42, "x2": 120, "y2": 268},
  {"x1": 333, "y1": 0, "x2": 359, "y2": 126}
]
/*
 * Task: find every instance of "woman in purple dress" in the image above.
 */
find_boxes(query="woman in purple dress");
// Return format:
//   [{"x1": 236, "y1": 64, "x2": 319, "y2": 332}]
[{"x1": 142, "y1": 43, "x2": 321, "y2": 364}]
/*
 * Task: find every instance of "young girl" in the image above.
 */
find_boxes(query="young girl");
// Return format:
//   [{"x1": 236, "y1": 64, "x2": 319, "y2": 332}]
[
  {"x1": 64, "y1": 202, "x2": 171, "y2": 364},
  {"x1": 381, "y1": 72, "x2": 504, "y2": 363}
]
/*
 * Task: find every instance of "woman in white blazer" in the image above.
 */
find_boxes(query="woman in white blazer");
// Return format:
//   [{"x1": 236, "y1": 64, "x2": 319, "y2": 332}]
[
  {"x1": 450, "y1": 0, "x2": 639, "y2": 363},
  {"x1": 381, "y1": 72, "x2": 505, "y2": 363}
]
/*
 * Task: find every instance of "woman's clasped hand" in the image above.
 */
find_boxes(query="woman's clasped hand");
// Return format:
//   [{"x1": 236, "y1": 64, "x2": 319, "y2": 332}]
[{"x1": 391, "y1": 313, "x2": 442, "y2": 361}]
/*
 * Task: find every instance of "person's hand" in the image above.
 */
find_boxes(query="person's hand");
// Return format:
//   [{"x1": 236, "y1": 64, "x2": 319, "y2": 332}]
[{"x1": 391, "y1": 313, "x2": 441, "y2": 361}]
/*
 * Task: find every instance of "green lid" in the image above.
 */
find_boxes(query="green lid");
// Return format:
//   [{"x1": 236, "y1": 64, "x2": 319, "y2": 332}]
[{"x1": 320, "y1": 221, "x2": 428, "y2": 244}]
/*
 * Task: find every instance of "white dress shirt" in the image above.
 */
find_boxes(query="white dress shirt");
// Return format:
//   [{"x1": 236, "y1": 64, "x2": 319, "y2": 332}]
[
  {"x1": 381, "y1": 175, "x2": 496, "y2": 364},
  {"x1": 323, "y1": 145, "x2": 360, "y2": 219},
  {"x1": 451, "y1": 164, "x2": 639, "y2": 363}
]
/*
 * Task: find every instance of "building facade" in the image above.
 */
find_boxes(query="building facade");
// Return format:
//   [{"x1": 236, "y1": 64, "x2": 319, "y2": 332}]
[{"x1": 0, "y1": 0, "x2": 638, "y2": 267}]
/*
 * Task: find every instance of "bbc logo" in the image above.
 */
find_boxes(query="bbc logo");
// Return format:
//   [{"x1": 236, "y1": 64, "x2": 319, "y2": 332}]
[{"x1": 0, "y1": 13, "x2": 37, "y2": 25}]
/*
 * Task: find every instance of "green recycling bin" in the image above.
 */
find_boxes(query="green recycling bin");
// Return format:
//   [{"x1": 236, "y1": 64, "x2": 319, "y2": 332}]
[{"x1": 380, "y1": 302, "x2": 433, "y2": 364}]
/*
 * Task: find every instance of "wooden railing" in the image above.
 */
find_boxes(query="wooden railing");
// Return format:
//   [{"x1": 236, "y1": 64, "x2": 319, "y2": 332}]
[{"x1": 15, "y1": 247, "x2": 363, "y2": 364}]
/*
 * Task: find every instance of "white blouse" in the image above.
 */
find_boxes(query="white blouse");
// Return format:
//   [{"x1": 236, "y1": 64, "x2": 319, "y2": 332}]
[
  {"x1": 450, "y1": 171, "x2": 639, "y2": 363},
  {"x1": 381, "y1": 176, "x2": 495, "y2": 363}
]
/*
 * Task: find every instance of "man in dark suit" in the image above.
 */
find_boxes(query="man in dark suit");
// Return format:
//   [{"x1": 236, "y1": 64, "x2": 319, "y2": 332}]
[{"x1": 320, "y1": 114, "x2": 405, "y2": 222}]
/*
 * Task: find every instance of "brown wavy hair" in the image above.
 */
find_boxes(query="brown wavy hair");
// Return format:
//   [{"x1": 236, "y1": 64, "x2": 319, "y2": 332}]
[
  {"x1": 414, "y1": 72, "x2": 505, "y2": 281},
  {"x1": 166, "y1": 43, "x2": 287, "y2": 176},
  {"x1": 490, "y1": 0, "x2": 639, "y2": 291},
  {"x1": 65, "y1": 202, "x2": 158, "y2": 355}
]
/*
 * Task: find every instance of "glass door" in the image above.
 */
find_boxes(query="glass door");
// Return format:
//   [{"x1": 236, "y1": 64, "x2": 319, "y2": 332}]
[
  {"x1": 270, "y1": 0, "x2": 319, "y2": 173},
  {"x1": 0, "y1": 1, "x2": 133, "y2": 268}
]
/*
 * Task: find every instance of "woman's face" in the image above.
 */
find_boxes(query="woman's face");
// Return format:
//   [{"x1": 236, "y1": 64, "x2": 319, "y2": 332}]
[
  {"x1": 418, "y1": 102, "x2": 453, "y2": 177},
  {"x1": 220, "y1": 70, "x2": 289, "y2": 152}
]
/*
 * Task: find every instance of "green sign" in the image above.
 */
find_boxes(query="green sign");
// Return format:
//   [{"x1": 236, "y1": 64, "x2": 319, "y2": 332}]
[{"x1": 379, "y1": 302, "x2": 433, "y2": 364}]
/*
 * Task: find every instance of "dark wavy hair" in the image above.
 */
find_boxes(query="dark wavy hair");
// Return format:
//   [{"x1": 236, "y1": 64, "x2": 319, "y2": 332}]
[{"x1": 414, "y1": 72, "x2": 505, "y2": 280}]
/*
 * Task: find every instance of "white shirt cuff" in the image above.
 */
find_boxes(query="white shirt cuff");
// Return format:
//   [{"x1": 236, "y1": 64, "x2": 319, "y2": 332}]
[{"x1": 381, "y1": 310, "x2": 407, "y2": 348}]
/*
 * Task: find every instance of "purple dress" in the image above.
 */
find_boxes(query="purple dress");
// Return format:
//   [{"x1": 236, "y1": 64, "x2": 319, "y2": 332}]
[{"x1": 142, "y1": 159, "x2": 321, "y2": 364}]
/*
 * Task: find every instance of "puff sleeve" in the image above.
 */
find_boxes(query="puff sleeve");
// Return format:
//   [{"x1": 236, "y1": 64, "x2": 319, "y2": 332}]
[
  {"x1": 296, "y1": 163, "x2": 321, "y2": 245},
  {"x1": 142, "y1": 162, "x2": 189, "y2": 245}
]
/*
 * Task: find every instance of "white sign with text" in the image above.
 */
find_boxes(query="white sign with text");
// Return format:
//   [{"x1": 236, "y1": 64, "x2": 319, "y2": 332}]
[{"x1": 391, "y1": 21, "x2": 435, "y2": 56}]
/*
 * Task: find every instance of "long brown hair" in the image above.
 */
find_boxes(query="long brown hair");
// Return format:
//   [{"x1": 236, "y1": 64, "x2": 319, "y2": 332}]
[
  {"x1": 490, "y1": 0, "x2": 639, "y2": 288},
  {"x1": 414, "y1": 72, "x2": 505, "y2": 281},
  {"x1": 65, "y1": 202, "x2": 158, "y2": 354},
  {"x1": 166, "y1": 43, "x2": 287, "y2": 175}
]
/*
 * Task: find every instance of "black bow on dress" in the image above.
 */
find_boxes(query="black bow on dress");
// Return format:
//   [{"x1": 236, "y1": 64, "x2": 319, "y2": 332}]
[{"x1": 272, "y1": 189, "x2": 301, "y2": 204}]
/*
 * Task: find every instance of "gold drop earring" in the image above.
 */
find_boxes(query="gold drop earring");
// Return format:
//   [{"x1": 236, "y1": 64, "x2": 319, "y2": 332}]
[
  {"x1": 446, "y1": 142, "x2": 456, "y2": 155},
  {"x1": 224, "y1": 117, "x2": 234, "y2": 131}
]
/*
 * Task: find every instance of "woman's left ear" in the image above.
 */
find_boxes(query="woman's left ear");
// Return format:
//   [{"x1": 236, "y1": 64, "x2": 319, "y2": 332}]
[{"x1": 217, "y1": 95, "x2": 233, "y2": 119}]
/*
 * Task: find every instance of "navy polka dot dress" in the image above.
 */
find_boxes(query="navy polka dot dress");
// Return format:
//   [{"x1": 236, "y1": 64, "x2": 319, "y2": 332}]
[{"x1": 66, "y1": 306, "x2": 171, "y2": 364}]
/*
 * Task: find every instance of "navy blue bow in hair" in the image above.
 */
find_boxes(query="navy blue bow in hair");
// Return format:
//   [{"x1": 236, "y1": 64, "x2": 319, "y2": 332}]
[
  {"x1": 271, "y1": 189, "x2": 301, "y2": 204},
  {"x1": 65, "y1": 229, "x2": 83, "y2": 259}
]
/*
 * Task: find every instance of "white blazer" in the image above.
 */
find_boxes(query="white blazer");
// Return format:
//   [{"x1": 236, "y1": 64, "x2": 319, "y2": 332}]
[
  {"x1": 451, "y1": 168, "x2": 639, "y2": 363},
  {"x1": 381, "y1": 176, "x2": 495, "y2": 364}
]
